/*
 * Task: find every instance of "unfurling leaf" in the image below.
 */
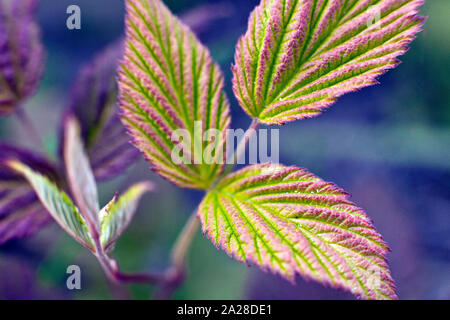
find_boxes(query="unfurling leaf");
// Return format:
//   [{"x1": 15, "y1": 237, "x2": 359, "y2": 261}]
[
  {"x1": 7, "y1": 160, "x2": 94, "y2": 250},
  {"x1": 198, "y1": 164, "x2": 395, "y2": 299},
  {"x1": 61, "y1": 41, "x2": 139, "y2": 181},
  {"x1": 119, "y1": 0, "x2": 231, "y2": 189},
  {"x1": 232, "y1": 0, "x2": 425, "y2": 125},
  {"x1": 0, "y1": 0, "x2": 45, "y2": 116},
  {"x1": 100, "y1": 182, "x2": 154, "y2": 251},
  {"x1": 63, "y1": 116, "x2": 100, "y2": 230},
  {"x1": 0, "y1": 144, "x2": 57, "y2": 244}
]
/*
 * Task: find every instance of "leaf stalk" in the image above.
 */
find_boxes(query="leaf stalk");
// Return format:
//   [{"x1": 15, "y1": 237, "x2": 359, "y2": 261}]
[{"x1": 15, "y1": 107, "x2": 44, "y2": 150}]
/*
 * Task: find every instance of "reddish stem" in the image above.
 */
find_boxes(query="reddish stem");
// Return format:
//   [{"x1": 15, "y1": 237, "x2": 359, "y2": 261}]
[{"x1": 15, "y1": 107, "x2": 44, "y2": 150}]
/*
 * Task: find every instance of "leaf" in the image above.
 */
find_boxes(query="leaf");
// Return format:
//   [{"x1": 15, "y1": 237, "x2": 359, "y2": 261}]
[
  {"x1": 6, "y1": 160, "x2": 94, "y2": 250},
  {"x1": 119, "y1": 0, "x2": 231, "y2": 189},
  {"x1": 0, "y1": 0, "x2": 45, "y2": 116},
  {"x1": 61, "y1": 40, "x2": 140, "y2": 181},
  {"x1": 99, "y1": 182, "x2": 153, "y2": 251},
  {"x1": 198, "y1": 163, "x2": 396, "y2": 299},
  {"x1": 232, "y1": 0, "x2": 425, "y2": 125},
  {"x1": 63, "y1": 116, "x2": 100, "y2": 231},
  {"x1": 0, "y1": 143, "x2": 57, "y2": 244}
]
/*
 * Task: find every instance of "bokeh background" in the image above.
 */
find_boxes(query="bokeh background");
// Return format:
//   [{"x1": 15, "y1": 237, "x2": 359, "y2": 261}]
[{"x1": 0, "y1": 0, "x2": 448, "y2": 299}]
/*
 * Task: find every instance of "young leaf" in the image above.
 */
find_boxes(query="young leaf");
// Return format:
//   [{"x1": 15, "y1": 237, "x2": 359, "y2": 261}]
[
  {"x1": 61, "y1": 41, "x2": 139, "y2": 181},
  {"x1": 0, "y1": 144, "x2": 57, "y2": 244},
  {"x1": 198, "y1": 163, "x2": 395, "y2": 300},
  {"x1": 0, "y1": 0, "x2": 45, "y2": 116},
  {"x1": 232, "y1": 0, "x2": 425, "y2": 125},
  {"x1": 63, "y1": 116, "x2": 100, "y2": 231},
  {"x1": 6, "y1": 160, "x2": 94, "y2": 251},
  {"x1": 99, "y1": 182, "x2": 154, "y2": 251},
  {"x1": 119, "y1": 0, "x2": 231, "y2": 189}
]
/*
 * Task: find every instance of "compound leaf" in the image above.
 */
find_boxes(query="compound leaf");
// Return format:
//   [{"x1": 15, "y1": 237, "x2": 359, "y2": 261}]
[
  {"x1": 232, "y1": 0, "x2": 425, "y2": 124},
  {"x1": 198, "y1": 163, "x2": 396, "y2": 299},
  {"x1": 119, "y1": 0, "x2": 231, "y2": 189}
]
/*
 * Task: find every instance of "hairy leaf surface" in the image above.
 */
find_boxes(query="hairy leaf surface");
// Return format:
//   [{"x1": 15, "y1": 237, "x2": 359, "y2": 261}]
[
  {"x1": 7, "y1": 160, "x2": 94, "y2": 250},
  {"x1": 99, "y1": 182, "x2": 153, "y2": 251},
  {"x1": 0, "y1": 144, "x2": 56, "y2": 244},
  {"x1": 232, "y1": 0, "x2": 425, "y2": 124},
  {"x1": 0, "y1": 0, "x2": 44, "y2": 116},
  {"x1": 198, "y1": 164, "x2": 396, "y2": 299},
  {"x1": 119, "y1": 0, "x2": 231, "y2": 189},
  {"x1": 61, "y1": 41, "x2": 139, "y2": 181}
]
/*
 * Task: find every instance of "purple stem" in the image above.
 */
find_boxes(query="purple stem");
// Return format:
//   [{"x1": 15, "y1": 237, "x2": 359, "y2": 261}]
[
  {"x1": 15, "y1": 107, "x2": 44, "y2": 150},
  {"x1": 153, "y1": 119, "x2": 260, "y2": 299},
  {"x1": 95, "y1": 249, "x2": 164, "y2": 285},
  {"x1": 153, "y1": 211, "x2": 200, "y2": 299},
  {"x1": 221, "y1": 118, "x2": 260, "y2": 180}
]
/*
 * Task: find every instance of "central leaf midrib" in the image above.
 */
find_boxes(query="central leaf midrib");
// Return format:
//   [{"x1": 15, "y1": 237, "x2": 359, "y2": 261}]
[{"x1": 258, "y1": 0, "x2": 300, "y2": 108}]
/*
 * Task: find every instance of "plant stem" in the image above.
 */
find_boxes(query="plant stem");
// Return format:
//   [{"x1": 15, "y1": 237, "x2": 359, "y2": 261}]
[
  {"x1": 153, "y1": 119, "x2": 260, "y2": 299},
  {"x1": 15, "y1": 107, "x2": 44, "y2": 150},
  {"x1": 90, "y1": 219, "x2": 164, "y2": 287},
  {"x1": 235, "y1": 118, "x2": 260, "y2": 164},
  {"x1": 223, "y1": 118, "x2": 260, "y2": 177},
  {"x1": 95, "y1": 245, "x2": 164, "y2": 285},
  {"x1": 171, "y1": 210, "x2": 200, "y2": 270},
  {"x1": 154, "y1": 211, "x2": 200, "y2": 299},
  {"x1": 95, "y1": 211, "x2": 199, "y2": 298}
]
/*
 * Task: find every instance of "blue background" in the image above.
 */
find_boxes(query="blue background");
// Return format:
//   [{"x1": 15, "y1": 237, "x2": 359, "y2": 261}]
[{"x1": 0, "y1": 0, "x2": 448, "y2": 299}]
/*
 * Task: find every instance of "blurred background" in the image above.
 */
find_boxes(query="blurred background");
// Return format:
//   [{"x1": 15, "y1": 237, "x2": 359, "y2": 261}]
[{"x1": 0, "y1": 0, "x2": 448, "y2": 299}]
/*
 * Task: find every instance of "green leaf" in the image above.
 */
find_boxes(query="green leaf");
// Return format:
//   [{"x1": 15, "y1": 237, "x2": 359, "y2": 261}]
[
  {"x1": 119, "y1": 0, "x2": 231, "y2": 189},
  {"x1": 99, "y1": 182, "x2": 153, "y2": 251},
  {"x1": 232, "y1": 0, "x2": 425, "y2": 124},
  {"x1": 198, "y1": 163, "x2": 396, "y2": 299},
  {"x1": 7, "y1": 160, "x2": 94, "y2": 251},
  {"x1": 0, "y1": 143, "x2": 59, "y2": 244},
  {"x1": 63, "y1": 116, "x2": 100, "y2": 230}
]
